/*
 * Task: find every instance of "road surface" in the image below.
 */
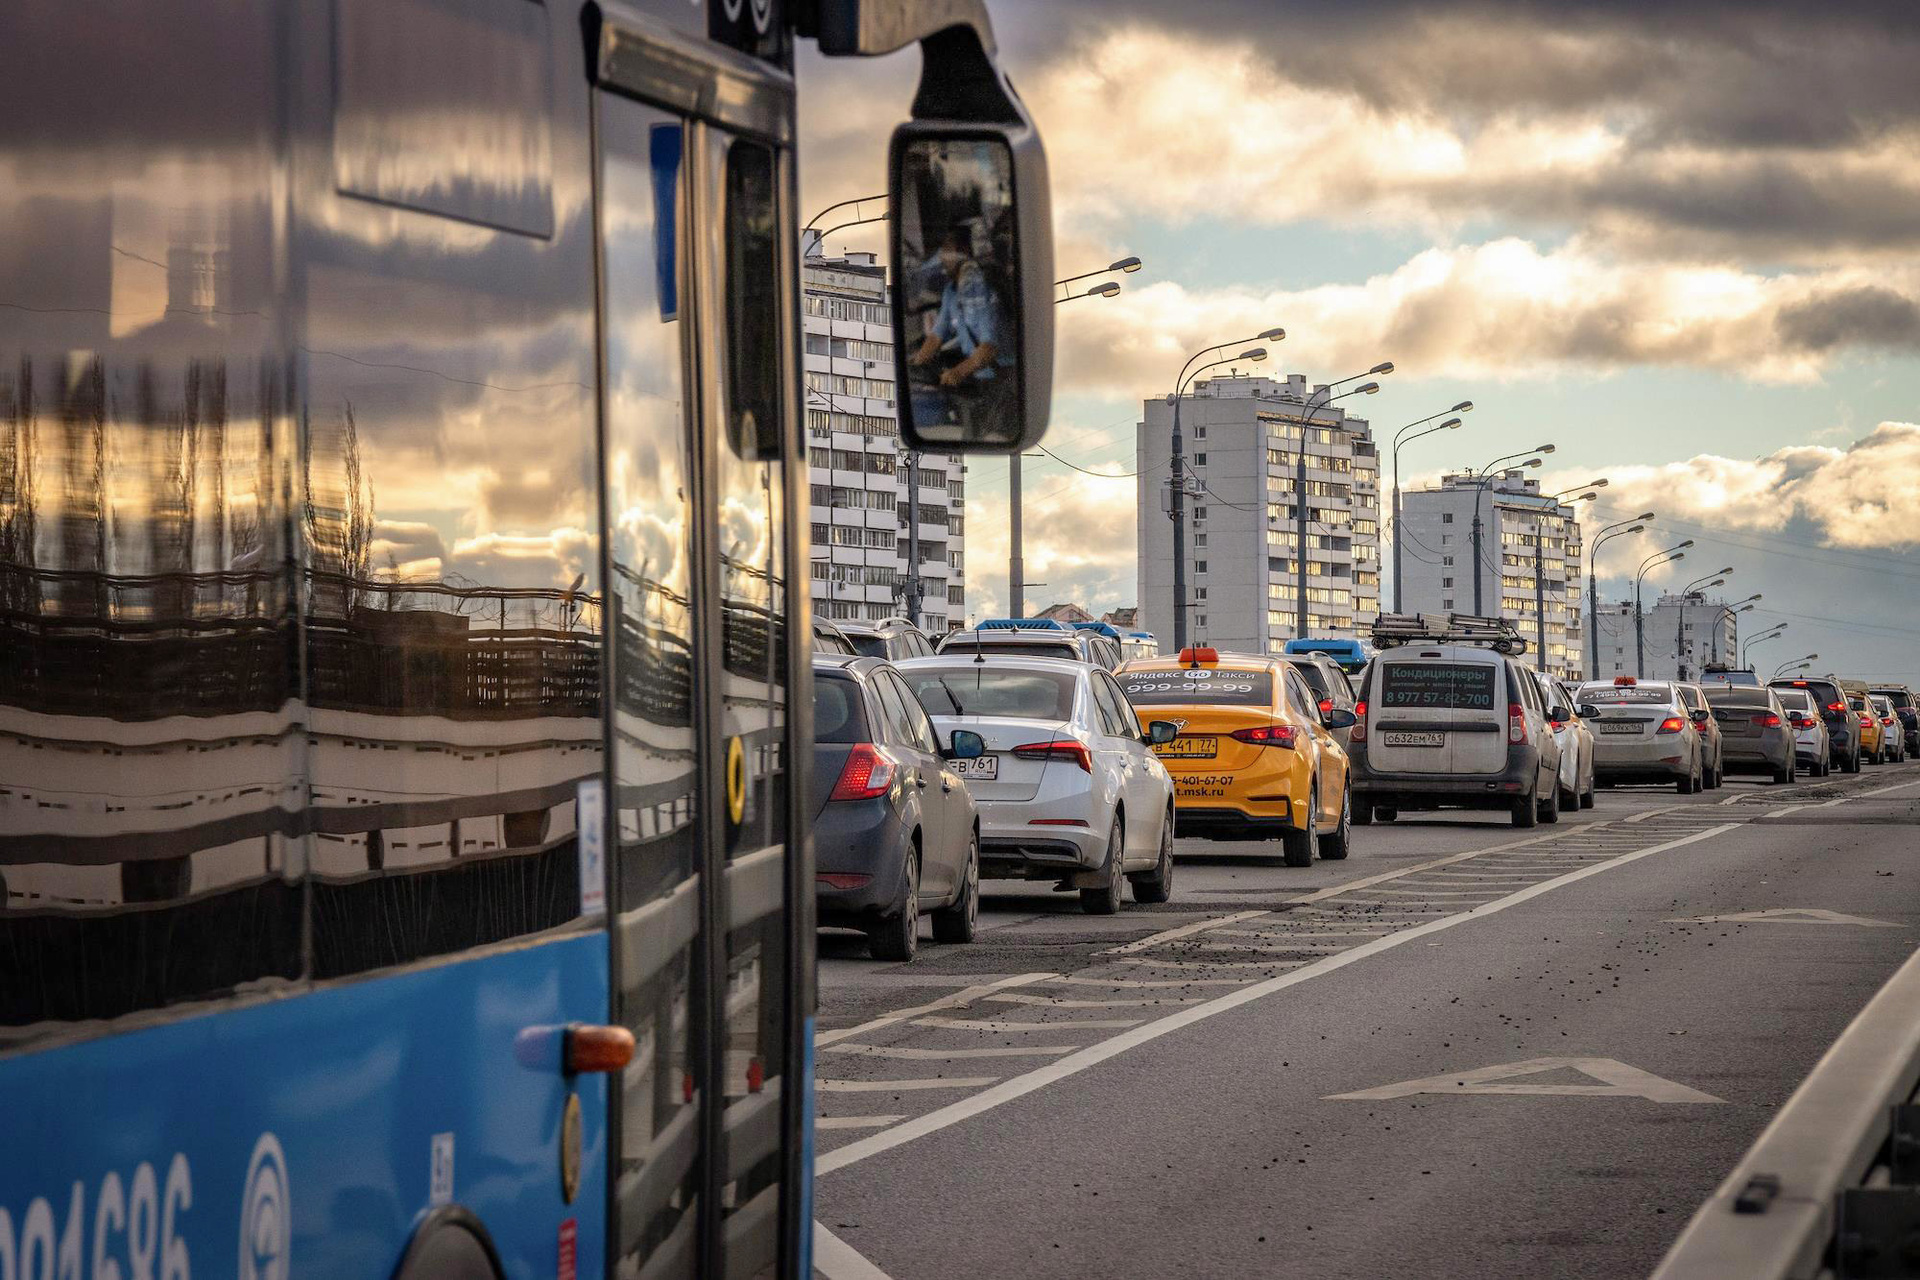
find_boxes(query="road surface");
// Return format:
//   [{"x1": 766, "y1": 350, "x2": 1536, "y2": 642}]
[{"x1": 810, "y1": 765, "x2": 1920, "y2": 1279}]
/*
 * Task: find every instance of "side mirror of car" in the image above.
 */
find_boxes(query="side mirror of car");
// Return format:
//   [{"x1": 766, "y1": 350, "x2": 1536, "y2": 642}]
[
  {"x1": 1690, "y1": 707, "x2": 1711, "y2": 722},
  {"x1": 1322, "y1": 708, "x2": 1358, "y2": 730},
  {"x1": 1549, "y1": 705, "x2": 1572, "y2": 723},
  {"x1": 1577, "y1": 703, "x2": 1598, "y2": 720},
  {"x1": 944, "y1": 729, "x2": 985, "y2": 760},
  {"x1": 1145, "y1": 720, "x2": 1180, "y2": 746}
]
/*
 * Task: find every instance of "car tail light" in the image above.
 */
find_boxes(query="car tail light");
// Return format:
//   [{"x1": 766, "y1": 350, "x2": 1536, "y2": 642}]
[
  {"x1": 829, "y1": 745, "x2": 896, "y2": 801},
  {"x1": 1013, "y1": 740, "x2": 1093, "y2": 772},
  {"x1": 817, "y1": 873, "x2": 873, "y2": 890},
  {"x1": 1827, "y1": 701, "x2": 1845, "y2": 712},
  {"x1": 1231, "y1": 724, "x2": 1299, "y2": 748},
  {"x1": 1884, "y1": 716, "x2": 1897, "y2": 726},
  {"x1": 1318, "y1": 698, "x2": 1334, "y2": 718},
  {"x1": 1858, "y1": 711, "x2": 1874, "y2": 726},
  {"x1": 1791, "y1": 680, "x2": 1810, "y2": 687},
  {"x1": 1350, "y1": 699, "x2": 1367, "y2": 745},
  {"x1": 1508, "y1": 702, "x2": 1528, "y2": 744},
  {"x1": 1656, "y1": 716, "x2": 1686, "y2": 734},
  {"x1": 1753, "y1": 713, "x2": 1782, "y2": 728},
  {"x1": 1028, "y1": 817, "x2": 1090, "y2": 827}
]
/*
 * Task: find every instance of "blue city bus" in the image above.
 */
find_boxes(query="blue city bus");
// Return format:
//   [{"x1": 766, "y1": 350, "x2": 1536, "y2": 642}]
[
  {"x1": 0, "y1": 1, "x2": 1050, "y2": 1275},
  {"x1": 1283, "y1": 637, "x2": 1374, "y2": 674}
]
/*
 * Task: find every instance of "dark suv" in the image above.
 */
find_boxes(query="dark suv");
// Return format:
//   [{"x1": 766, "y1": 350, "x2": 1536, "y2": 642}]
[
  {"x1": 1770, "y1": 675, "x2": 1859, "y2": 773},
  {"x1": 841, "y1": 617, "x2": 937, "y2": 662}
]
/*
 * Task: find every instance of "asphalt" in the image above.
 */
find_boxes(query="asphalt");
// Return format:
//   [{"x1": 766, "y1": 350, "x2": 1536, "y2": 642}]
[{"x1": 809, "y1": 764, "x2": 1920, "y2": 1279}]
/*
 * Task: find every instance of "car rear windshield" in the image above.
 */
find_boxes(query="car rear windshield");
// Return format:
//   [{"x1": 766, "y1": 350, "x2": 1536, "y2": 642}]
[
  {"x1": 1775, "y1": 679, "x2": 1841, "y2": 706},
  {"x1": 1775, "y1": 689, "x2": 1814, "y2": 712},
  {"x1": 1705, "y1": 687, "x2": 1770, "y2": 706},
  {"x1": 1378, "y1": 661, "x2": 1498, "y2": 710},
  {"x1": 901, "y1": 667, "x2": 1078, "y2": 719},
  {"x1": 845, "y1": 634, "x2": 888, "y2": 659},
  {"x1": 949, "y1": 639, "x2": 1078, "y2": 659},
  {"x1": 1285, "y1": 660, "x2": 1336, "y2": 701},
  {"x1": 1579, "y1": 683, "x2": 1673, "y2": 703},
  {"x1": 1874, "y1": 688, "x2": 1914, "y2": 708},
  {"x1": 1117, "y1": 669, "x2": 1274, "y2": 706},
  {"x1": 813, "y1": 676, "x2": 869, "y2": 743}
]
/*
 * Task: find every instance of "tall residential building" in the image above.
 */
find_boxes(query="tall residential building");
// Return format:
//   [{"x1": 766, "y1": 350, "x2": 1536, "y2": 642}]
[
  {"x1": 801, "y1": 246, "x2": 966, "y2": 633},
  {"x1": 1397, "y1": 470, "x2": 1586, "y2": 678},
  {"x1": 1588, "y1": 591, "x2": 1741, "y2": 681},
  {"x1": 1136, "y1": 373, "x2": 1381, "y2": 655}
]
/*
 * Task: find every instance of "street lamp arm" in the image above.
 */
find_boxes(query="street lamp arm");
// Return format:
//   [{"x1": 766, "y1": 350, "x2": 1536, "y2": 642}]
[
  {"x1": 803, "y1": 192, "x2": 886, "y2": 232},
  {"x1": 1175, "y1": 330, "x2": 1284, "y2": 395}
]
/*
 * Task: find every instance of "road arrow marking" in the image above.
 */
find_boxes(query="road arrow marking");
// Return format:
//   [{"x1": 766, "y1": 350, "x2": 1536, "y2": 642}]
[
  {"x1": 1326, "y1": 1056, "x2": 1724, "y2": 1103},
  {"x1": 1665, "y1": 908, "x2": 1902, "y2": 927}
]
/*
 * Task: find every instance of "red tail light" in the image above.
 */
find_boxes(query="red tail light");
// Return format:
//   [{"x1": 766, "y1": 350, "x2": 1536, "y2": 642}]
[
  {"x1": 1318, "y1": 698, "x2": 1334, "y2": 717},
  {"x1": 1013, "y1": 739, "x2": 1093, "y2": 772},
  {"x1": 1884, "y1": 716, "x2": 1897, "y2": 726},
  {"x1": 817, "y1": 873, "x2": 873, "y2": 890},
  {"x1": 1656, "y1": 716, "x2": 1687, "y2": 734},
  {"x1": 1753, "y1": 713, "x2": 1782, "y2": 728},
  {"x1": 1859, "y1": 711, "x2": 1874, "y2": 726},
  {"x1": 1827, "y1": 701, "x2": 1845, "y2": 712},
  {"x1": 1231, "y1": 724, "x2": 1299, "y2": 748},
  {"x1": 1508, "y1": 702, "x2": 1527, "y2": 745},
  {"x1": 1350, "y1": 699, "x2": 1368, "y2": 744},
  {"x1": 829, "y1": 744, "x2": 896, "y2": 801}
]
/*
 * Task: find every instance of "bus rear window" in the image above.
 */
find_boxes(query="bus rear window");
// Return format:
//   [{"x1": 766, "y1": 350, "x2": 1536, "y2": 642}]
[
  {"x1": 1379, "y1": 662, "x2": 1496, "y2": 710},
  {"x1": 1117, "y1": 670, "x2": 1273, "y2": 706}
]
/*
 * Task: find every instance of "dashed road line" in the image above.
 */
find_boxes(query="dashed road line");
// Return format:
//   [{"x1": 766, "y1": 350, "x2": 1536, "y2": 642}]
[
  {"x1": 817, "y1": 1115, "x2": 905, "y2": 1130},
  {"x1": 816, "y1": 1077, "x2": 999, "y2": 1093},
  {"x1": 815, "y1": 821, "x2": 1741, "y2": 1176},
  {"x1": 815, "y1": 972, "x2": 1055, "y2": 1048},
  {"x1": 822, "y1": 1043, "x2": 1080, "y2": 1060},
  {"x1": 986, "y1": 991, "x2": 1209, "y2": 1009}
]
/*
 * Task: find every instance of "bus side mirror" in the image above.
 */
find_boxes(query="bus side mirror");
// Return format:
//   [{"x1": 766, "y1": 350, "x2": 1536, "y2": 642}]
[{"x1": 890, "y1": 122, "x2": 1052, "y2": 453}]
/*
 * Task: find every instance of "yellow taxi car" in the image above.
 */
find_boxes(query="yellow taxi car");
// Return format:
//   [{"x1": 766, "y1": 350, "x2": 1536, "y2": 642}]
[
  {"x1": 1850, "y1": 693, "x2": 1886, "y2": 761},
  {"x1": 1116, "y1": 647, "x2": 1356, "y2": 867}
]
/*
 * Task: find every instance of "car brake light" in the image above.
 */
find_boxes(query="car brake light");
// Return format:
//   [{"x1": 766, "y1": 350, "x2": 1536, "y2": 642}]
[
  {"x1": 1884, "y1": 716, "x2": 1897, "y2": 725},
  {"x1": 1350, "y1": 699, "x2": 1367, "y2": 744},
  {"x1": 829, "y1": 745, "x2": 896, "y2": 801},
  {"x1": 1858, "y1": 712, "x2": 1873, "y2": 725},
  {"x1": 1318, "y1": 698, "x2": 1334, "y2": 717},
  {"x1": 1012, "y1": 740, "x2": 1093, "y2": 772},
  {"x1": 1827, "y1": 701, "x2": 1845, "y2": 712},
  {"x1": 817, "y1": 873, "x2": 873, "y2": 890},
  {"x1": 1753, "y1": 713, "x2": 1782, "y2": 728},
  {"x1": 1231, "y1": 725, "x2": 1299, "y2": 748},
  {"x1": 1792, "y1": 680, "x2": 1809, "y2": 687},
  {"x1": 1508, "y1": 702, "x2": 1527, "y2": 744},
  {"x1": 1028, "y1": 817, "x2": 1091, "y2": 827},
  {"x1": 1656, "y1": 716, "x2": 1686, "y2": 734}
]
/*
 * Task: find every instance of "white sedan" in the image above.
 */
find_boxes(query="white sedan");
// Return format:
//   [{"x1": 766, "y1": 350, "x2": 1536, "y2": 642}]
[{"x1": 894, "y1": 655, "x2": 1178, "y2": 914}]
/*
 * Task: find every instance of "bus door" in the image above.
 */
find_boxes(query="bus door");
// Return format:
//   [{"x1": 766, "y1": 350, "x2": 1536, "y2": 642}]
[{"x1": 594, "y1": 19, "x2": 806, "y2": 1279}]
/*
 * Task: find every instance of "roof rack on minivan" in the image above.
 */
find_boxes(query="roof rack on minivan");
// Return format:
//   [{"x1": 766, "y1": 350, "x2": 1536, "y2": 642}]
[{"x1": 1370, "y1": 612, "x2": 1530, "y2": 655}]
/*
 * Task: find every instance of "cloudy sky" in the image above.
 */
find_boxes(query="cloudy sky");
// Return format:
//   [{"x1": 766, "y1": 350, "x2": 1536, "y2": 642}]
[{"x1": 798, "y1": 0, "x2": 1920, "y2": 681}]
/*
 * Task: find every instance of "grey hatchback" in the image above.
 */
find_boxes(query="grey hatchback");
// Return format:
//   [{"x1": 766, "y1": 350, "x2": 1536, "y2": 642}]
[
  {"x1": 1704, "y1": 684, "x2": 1797, "y2": 783},
  {"x1": 812, "y1": 656, "x2": 985, "y2": 961}
]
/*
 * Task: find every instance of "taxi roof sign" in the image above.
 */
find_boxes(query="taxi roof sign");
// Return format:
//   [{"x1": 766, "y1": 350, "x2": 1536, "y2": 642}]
[{"x1": 1178, "y1": 646, "x2": 1220, "y2": 667}]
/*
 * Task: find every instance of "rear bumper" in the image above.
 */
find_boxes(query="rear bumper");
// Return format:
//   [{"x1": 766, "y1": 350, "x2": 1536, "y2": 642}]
[
  {"x1": 1172, "y1": 806, "x2": 1300, "y2": 839},
  {"x1": 1351, "y1": 741, "x2": 1541, "y2": 811},
  {"x1": 1721, "y1": 739, "x2": 1793, "y2": 772},
  {"x1": 977, "y1": 798, "x2": 1106, "y2": 879},
  {"x1": 813, "y1": 801, "x2": 912, "y2": 923}
]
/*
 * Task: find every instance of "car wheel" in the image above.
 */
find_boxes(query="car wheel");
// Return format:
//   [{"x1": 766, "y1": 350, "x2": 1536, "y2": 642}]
[
  {"x1": 930, "y1": 830, "x2": 979, "y2": 944},
  {"x1": 1318, "y1": 784, "x2": 1353, "y2": 861},
  {"x1": 1376, "y1": 807, "x2": 1399, "y2": 823},
  {"x1": 1512, "y1": 785, "x2": 1539, "y2": 828},
  {"x1": 1081, "y1": 818, "x2": 1126, "y2": 915},
  {"x1": 1676, "y1": 761, "x2": 1696, "y2": 795},
  {"x1": 1539, "y1": 779, "x2": 1561, "y2": 824},
  {"x1": 1848, "y1": 748, "x2": 1862, "y2": 774},
  {"x1": 1351, "y1": 802, "x2": 1374, "y2": 827},
  {"x1": 1580, "y1": 780, "x2": 1596, "y2": 809},
  {"x1": 867, "y1": 845, "x2": 919, "y2": 962},
  {"x1": 1129, "y1": 811, "x2": 1175, "y2": 904},
  {"x1": 1281, "y1": 789, "x2": 1317, "y2": 867}
]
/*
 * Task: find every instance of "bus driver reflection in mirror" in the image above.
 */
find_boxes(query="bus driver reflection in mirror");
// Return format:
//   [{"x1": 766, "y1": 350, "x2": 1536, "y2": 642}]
[{"x1": 899, "y1": 139, "x2": 1019, "y2": 442}]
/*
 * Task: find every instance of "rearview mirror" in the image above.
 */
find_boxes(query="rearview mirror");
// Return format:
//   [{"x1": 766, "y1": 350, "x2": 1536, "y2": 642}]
[
  {"x1": 891, "y1": 126, "x2": 1052, "y2": 452},
  {"x1": 1322, "y1": 708, "x2": 1358, "y2": 730},
  {"x1": 1146, "y1": 720, "x2": 1179, "y2": 746},
  {"x1": 1577, "y1": 704, "x2": 1598, "y2": 720},
  {"x1": 1690, "y1": 707, "x2": 1710, "y2": 722},
  {"x1": 1549, "y1": 705, "x2": 1572, "y2": 723},
  {"x1": 945, "y1": 729, "x2": 985, "y2": 760}
]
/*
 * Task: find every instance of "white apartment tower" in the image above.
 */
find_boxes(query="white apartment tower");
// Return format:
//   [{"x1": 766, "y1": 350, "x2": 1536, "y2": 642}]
[
  {"x1": 1397, "y1": 471, "x2": 1587, "y2": 679},
  {"x1": 1589, "y1": 592, "x2": 1742, "y2": 680},
  {"x1": 802, "y1": 246, "x2": 965, "y2": 633},
  {"x1": 1136, "y1": 373, "x2": 1382, "y2": 655}
]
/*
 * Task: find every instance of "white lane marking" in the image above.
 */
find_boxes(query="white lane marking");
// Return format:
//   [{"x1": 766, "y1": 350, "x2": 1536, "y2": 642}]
[
  {"x1": 814, "y1": 973, "x2": 1055, "y2": 1047},
  {"x1": 986, "y1": 991, "x2": 1208, "y2": 1009},
  {"x1": 1101, "y1": 909, "x2": 1269, "y2": 955},
  {"x1": 1848, "y1": 776, "x2": 1920, "y2": 799},
  {"x1": 1665, "y1": 908, "x2": 1902, "y2": 927},
  {"x1": 1350, "y1": 888, "x2": 1506, "y2": 899},
  {"x1": 821, "y1": 1043, "x2": 1079, "y2": 1060},
  {"x1": 1627, "y1": 806, "x2": 1684, "y2": 822},
  {"x1": 1326, "y1": 1056, "x2": 1724, "y2": 1103},
  {"x1": 816, "y1": 822, "x2": 1739, "y2": 1176},
  {"x1": 1044, "y1": 973, "x2": 1255, "y2": 988},
  {"x1": 1763, "y1": 804, "x2": 1809, "y2": 819},
  {"x1": 816, "y1": 1115, "x2": 905, "y2": 1130},
  {"x1": 913, "y1": 1015, "x2": 1145, "y2": 1032},
  {"x1": 816, "y1": 1077, "x2": 998, "y2": 1093},
  {"x1": 814, "y1": 1222, "x2": 896, "y2": 1280},
  {"x1": 1284, "y1": 827, "x2": 1590, "y2": 905},
  {"x1": 1113, "y1": 957, "x2": 1310, "y2": 970}
]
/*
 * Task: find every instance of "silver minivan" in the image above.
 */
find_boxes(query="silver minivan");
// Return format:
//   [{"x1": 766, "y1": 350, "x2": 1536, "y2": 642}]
[{"x1": 1350, "y1": 643, "x2": 1563, "y2": 827}]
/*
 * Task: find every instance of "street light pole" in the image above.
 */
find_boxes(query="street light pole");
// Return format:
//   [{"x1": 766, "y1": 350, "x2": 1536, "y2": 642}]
[
  {"x1": 1167, "y1": 330, "x2": 1285, "y2": 649},
  {"x1": 1284, "y1": 368, "x2": 1390, "y2": 639},
  {"x1": 1536, "y1": 490, "x2": 1597, "y2": 670},
  {"x1": 1587, "y1": 514, "x2": 1651, "y2": 678},
  {"x1": 1467, "y1": 446, "x2": 1554, "y2": 615},
  {"x1": 1673, "y1": 568, "x2": 1730, "y2": 679},
  {"x1": 1390, "y1": 403, "x2": 1471, "y2": 613},
  {"x1": 1635, "y1": 541, "x2": 1693, "y2": 676}
]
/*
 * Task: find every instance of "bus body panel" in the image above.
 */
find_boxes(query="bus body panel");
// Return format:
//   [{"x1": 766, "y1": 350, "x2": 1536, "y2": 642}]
[{"x1": 0, "y1": 933, "x2": 610, "y2": 1277}]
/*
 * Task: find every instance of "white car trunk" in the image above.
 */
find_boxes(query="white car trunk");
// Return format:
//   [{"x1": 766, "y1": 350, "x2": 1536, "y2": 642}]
[{"x1": 929, "y1": 715, "x2": 1076, "y2": 803}]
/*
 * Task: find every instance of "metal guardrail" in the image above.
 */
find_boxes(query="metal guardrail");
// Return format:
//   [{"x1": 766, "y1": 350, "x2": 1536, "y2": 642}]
[{"x1": 1653, "y1": 945, "x2": 1920, "y2": 1280}]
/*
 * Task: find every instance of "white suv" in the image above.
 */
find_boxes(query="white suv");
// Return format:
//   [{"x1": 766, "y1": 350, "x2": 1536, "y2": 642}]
[{"x1": 1349, "y1": 643, "x2": 1563, "y2": 827}]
